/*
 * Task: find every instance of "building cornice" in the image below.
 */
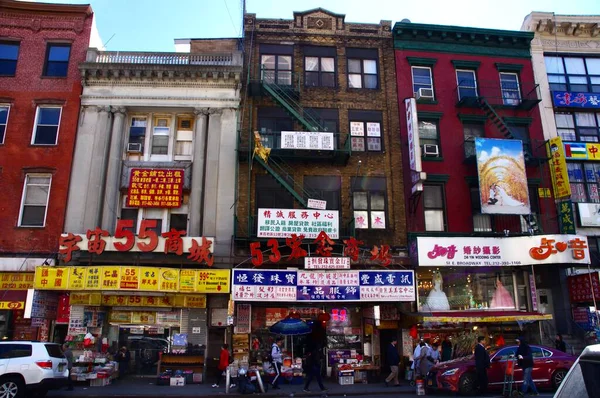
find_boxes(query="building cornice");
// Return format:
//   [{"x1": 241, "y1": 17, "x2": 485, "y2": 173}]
[
  {"x1": 0, "y1": 0, "x2": 92, "y2": 16},
  {"x1": 522, "y1": 12, "x2": 600, "y2": 38},
  {"x1": 81, "y1": 95, "x2": 239, "y2": 104}
]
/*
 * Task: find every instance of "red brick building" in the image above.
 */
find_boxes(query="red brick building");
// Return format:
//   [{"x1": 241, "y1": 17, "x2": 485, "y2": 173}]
[{"x1": 0, "y1": 0, "x2": 93, "y2": 260}]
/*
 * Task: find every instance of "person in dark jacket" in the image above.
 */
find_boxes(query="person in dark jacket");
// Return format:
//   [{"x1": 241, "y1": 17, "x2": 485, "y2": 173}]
[
  {"x1": 62, "y1": 343, "x2": 74, "y2": 391},
  {"x1": 303, "y1": 344, "x2": 326, "y2": 392},
  {"x1": 516, "y1": 337, "x2": 539, "y2": 396},
  {"x1": 441, "y1": 336, "x2": 453, "y2": 362},
  {"x1": 554, "y1": 334, "x2": 567, "y2": 353},
  {"x1": 474, "y1": 336, "x2": 490, "y2": 394},
  {"x1": 384, "y1": 339, "x2": 401, "y2": 387},
  {"x1": 116, "y1": 346, "x2": 131, "y2": 379}
]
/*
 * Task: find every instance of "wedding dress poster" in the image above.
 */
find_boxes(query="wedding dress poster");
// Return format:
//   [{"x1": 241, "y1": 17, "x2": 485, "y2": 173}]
[{"x1": 475, "y1": 138, "x2": 531, "y2": 215}]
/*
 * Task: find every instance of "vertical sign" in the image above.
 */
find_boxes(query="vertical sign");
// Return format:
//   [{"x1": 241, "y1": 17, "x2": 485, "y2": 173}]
[
  {"x1": 529, "y1": 274, "x2": 538, "y2": 312},
  {"x1": 235, "y1": 303, "x2": 251, "y2": 334},
  {"x1": 558, "y1": 200, "x2": 576, "y2": 234},
  {"x1": 547, "y1": 137, "x2": 571, "y2": 199},
  {"x1": 405, "y1": 98, "x2": 425, "y2": 193}
]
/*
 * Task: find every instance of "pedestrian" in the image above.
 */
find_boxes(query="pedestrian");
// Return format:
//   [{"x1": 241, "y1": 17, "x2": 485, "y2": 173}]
[
  {"x1": 384, "y1": 338, "x2": 401, "y2": 387},
  {"x1": 474, "y1": 336, "x2": 490, "y2": 394},
  {"x1": 303, "y1": 344, "x2": 326, "y2": 393},
  {"x1": 554, "y1": 334, "x2": 567, "y2": 353},
  {"x1": 116, "y1": 346, "x2": 130, "y2": 379},
  {"x1": 212, "y1": 344, "x2": 232, "y2": 388},
  {"x1": 516, "y1": 337, "x2": 539, "y2": 396},
  {"x1": 411, "y1": 338, "x2": 423, "y2": 376},
  {"x1": 62, "y1": 343, "x2": 74, "y2": 391},
  {"x1": 417, "y1": 341, "x2": 430, "y2": 379},
  {"x1": 441, "y1": 336, "x2": 453, "y2": 362},
  {"x1": 270, "y1": 337, "x2": 284, "y2": 390}
]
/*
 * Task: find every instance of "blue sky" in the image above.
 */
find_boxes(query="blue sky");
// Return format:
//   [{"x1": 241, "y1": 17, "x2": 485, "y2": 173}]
[{"x1": 30, "y1": 0, "x2": 600, "y2": 51}]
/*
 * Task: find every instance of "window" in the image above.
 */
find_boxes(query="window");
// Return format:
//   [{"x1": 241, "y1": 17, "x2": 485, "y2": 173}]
[
  {"x1": 556, "y1": 112, "x2": 600, "y2": 142},
  {"x1": 411, "y1": 66, "x2": 433, "y2": 98},
  {"x1": 43, "y1": 44, "x2": 70, "y2": 77},
  {"x1": 545, "y1": 56, "x2": 600, "y2": 93},
  {"x1": 169, "y1": 213, "x2": 188, "y2": 232},
  {"x1": 127, "y1": 117, "x2": 147, "y2": 152},
  {"x1": 45, "y1": 344, "x2": 65, "y2": 358},
  {"x1": 471, "y1": 186, "x2": 491, "y2": 232},
  {"x1": 303, "y1": 176, "x2": 341, "y2": 211},
  {"x1": 305, "y1": 56, "x2": 335, "y2": 87},
  {"x1": 174, "y1": 116, "x2": 193, "y2": 160},
  {"x1": 261, "y1": 54, "x2": 292, "y2": 85},
  {"x1": 0, "y1": 105, "x2": 9, "y2": 144},
  {"x1": 506, "y1": 123, "x2": 531, "y2": 153},
  {"x1": 456, "y1": 69, "x2": 477, "y2": 99},
  {"x1": 120, "y1": 197, "x2": 188, "y2": 234},
  {"x1": 500, "y1": 72, "x2": 521, "y2": 105},
  {"x1": 0, "y1": 344, "x2": 32, "y2": 359},
  {"x1": 418, "y1": 119, "x2": 440, "y2": 156},
  {"x1": 258, "y1": 107, "x2": 294, "y2": 149},
  {"x1": 256, "y1": 174, "x2": 294, "y2": 210},
  {"x1": 494, "y1": 347, "x2": 517, "y2": 361},
  {"x1": 423, "y1": 185, "x2": 445, "y2": 231},
  {"x1": 348, "y1": 58, "x2": 377, "y2": 89},
  {"x1": 567, "y1": 162, "x2": 600, "y2": 203},
  {"x1": 19, "y1": 174, "x2": 51, "y2": 227},
  {"x1": 352, "y1": 177, "x2": 386, "y2": 229},
  {"x1": 32, "y1": 106, "x2": 61, "y2": 145},
  {"x1": 151, "y1": 117, "x2": 170, "y2": 156},
  {"x1": 0, "y1": 41, "x2": 19, "y2": 76},
  {"x1": 349, "y1": 110, "x2": 383, "y2": 152}
]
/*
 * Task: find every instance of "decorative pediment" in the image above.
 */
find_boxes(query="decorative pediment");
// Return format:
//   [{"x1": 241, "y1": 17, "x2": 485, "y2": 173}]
[{"x1": 293, "y1": 8, "x2": 345, "y2": 31}]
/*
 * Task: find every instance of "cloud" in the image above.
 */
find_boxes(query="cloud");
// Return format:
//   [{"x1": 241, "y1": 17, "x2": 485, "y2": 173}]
[{"x1": 478, "y1": 146, "x2": 502, "y2": 163}]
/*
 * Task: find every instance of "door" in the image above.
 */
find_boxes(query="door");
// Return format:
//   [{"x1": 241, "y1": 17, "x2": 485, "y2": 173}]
[
  {"x1": 488, "y1": 346, "x2": 523, "y2": 386},
  {"x1": 206, "y1": 328, "x2": 226, "y2": 383},
  {"x1": 380, "y1": 329, "x2": 398, "y2": 374},
  {"x1": 531, "y1": 346, "x2": 550, "y2": 384}
]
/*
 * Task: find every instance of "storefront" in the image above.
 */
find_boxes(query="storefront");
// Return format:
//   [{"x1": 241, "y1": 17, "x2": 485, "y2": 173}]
[
  {"x1": 410, "y1": 234, "x2": 590, "y2": 357},
  {"x1": 33, "y1": 265, "x2": 231, "y2": 385},
  {"x1": 231, "y1": 268, "x2": 415, "y2": 383},
  {"x1": 0, "y1": 272, "x2": 35, "y2": 340}
]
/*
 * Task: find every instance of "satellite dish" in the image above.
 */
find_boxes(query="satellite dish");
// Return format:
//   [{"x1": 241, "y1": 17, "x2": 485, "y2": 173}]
[{"x1": 400, "y1": 18, "x2": 411, "y2": 23}]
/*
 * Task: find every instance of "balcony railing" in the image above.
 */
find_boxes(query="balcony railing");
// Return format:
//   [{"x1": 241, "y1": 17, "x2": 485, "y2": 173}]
[
  {"x1": 455, "y1": 80, "x2": 541, "y2": 111},
  {"x1": 85, "y1": 48, "x2": 242, "y2": 66},
  {"x1": 472, "y1": 213, "x2": 559, "y2": 235}
]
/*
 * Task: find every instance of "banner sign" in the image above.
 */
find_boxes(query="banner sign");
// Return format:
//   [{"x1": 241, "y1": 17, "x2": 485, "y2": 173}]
[
  {"x1": 405, "y1": 97, "x2": 425, "y2": 194},
  {"x1": 232, "y1": 269, "x2": 415, "y2": 302},
  {"x1": 476, "y1": 138, "x2": 530, "y2": 215},
  {"x1": 257, "y1": 208, "x2": 339, "y2": 239},
  {"x1": 234, "y1": 303, "x2": 251, "y2": 334},
  {"x1": 568, "y1": 272, "x2": 600, "y2": 303},
  {"x1": 547, "y1": 137, "x2": 571, "y2": 199},
  {"x1": 126, "y1": 168, "x2": 184, "y2": 208},
  {"x1": 281, "y1": 131, "x2": 334, "y2": 150},
  {"x1": 304, "y1": 257, "x2": 350, "y2": 269},
  {"x1": 563, "y1": 141, "x2": 600, "y2": 160},
  {"x1": 0, "y1": 273, "x2": 34, "y2": 290},
  {"x1": 34, "y1": 266, "x2": 230, "y2": 294},
  {"x1": 417, "y1": 235, "x2": 590, "y2": 266},
  {"x1": 553, "y1": 91, "x2": 600, "y2": 109},
  {"x1": 572, "y1": 307, "x2": 594, "y2": 330},
  {"x1": 558, "y1": 201, "x2": 577, "y2": 234}
]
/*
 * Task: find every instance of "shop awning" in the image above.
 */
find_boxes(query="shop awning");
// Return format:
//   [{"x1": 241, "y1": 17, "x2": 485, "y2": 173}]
[{"x1": 417, "y1": 311, "x2": 552, "y2": 323}]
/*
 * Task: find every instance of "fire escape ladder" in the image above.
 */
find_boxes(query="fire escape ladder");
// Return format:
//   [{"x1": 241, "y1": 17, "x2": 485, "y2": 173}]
[{"x1": 254, "y1": 156, "x2": 308, "y2": 208}]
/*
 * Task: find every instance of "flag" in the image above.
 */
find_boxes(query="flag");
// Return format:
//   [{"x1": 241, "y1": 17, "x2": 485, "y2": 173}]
[{"x1": 564, "y1": 142, "x2": 588, "y2": 159}]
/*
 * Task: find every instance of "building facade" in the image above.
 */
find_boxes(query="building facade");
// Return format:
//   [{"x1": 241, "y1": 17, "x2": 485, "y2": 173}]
[
  {"x1": 522, "y1": 12, "x2": 600, "y2": 348},
  {"x1": 232, "y1": 8, "x2": 410, "y2": 373},
  {"x1": 0, "y1": 0, "x2": 94, "y2": 340},
  {"x1": 393, "y1": 21, "x2": 589, "y2": 359}
]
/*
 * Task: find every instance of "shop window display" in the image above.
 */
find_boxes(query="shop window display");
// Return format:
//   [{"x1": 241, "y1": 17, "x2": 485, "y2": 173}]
[{"x1": 418, "y1": 268, "x2": 516, "y2": 311}]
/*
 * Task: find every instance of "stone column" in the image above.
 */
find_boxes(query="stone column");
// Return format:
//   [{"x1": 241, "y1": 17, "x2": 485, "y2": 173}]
[
  {"x1": 188, "y1": 108, "x2": 209, "y2": 236},
  {"x1": 90, "y1": 106, "x2": 112, "y2": 229},
  {"x1": 202, "y1": 108, "x2": 223, "y2": 239},
  {"x1": 101, "y1": 107, "x2": 126, "y2": 233}
]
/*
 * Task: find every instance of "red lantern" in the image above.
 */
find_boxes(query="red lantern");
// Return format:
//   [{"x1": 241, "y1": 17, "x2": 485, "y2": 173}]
[
  {"x1": 409, "y1": 325, "x2": 418, "y2": 339},
  {"x1": 317, "y1": 312, "x2": 331, "y2": 322}
]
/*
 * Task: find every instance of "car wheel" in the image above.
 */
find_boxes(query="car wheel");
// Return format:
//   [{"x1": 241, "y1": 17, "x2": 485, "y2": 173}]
[
  {"x1": 552, "y1": 369, "x2": 568, "y2": 389},
  {"x1": 458, "y1": 372, "x2": 477, "y2": 396},
  {"x1": 0, "y1": 377, "x2": 24, "y2": 398}
]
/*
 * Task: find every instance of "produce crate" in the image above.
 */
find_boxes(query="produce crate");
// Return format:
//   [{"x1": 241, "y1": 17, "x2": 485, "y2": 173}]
[
  {"x1": 339, "y1": 375, "x2": 354, "y2": 385},
  {"x1": 90, "y1": 378, "x2": 110, "y2": 387}
]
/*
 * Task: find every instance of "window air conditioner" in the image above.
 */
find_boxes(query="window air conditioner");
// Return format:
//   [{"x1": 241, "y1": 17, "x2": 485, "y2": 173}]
[
  {"x1": 127, "y1": 143, "x2": 142, "y2": 153},
  {"x1": 416, "y1": 88, "x2": 434, "y2": 100},
  {"x1": 423, "y1": 144, "x2": 439, "y2": 157}
]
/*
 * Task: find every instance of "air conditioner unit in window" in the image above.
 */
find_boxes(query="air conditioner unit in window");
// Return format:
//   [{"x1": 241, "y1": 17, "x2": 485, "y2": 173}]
[
  {"x1": 127, "y1": 143, "x2": 142, "y2": 153},
  {"x1": 416, "y1": 88, "x2": 434, "y2": 100},
  {"x1": 423, "y1": 144, "x2": 439, "y2": 157}
]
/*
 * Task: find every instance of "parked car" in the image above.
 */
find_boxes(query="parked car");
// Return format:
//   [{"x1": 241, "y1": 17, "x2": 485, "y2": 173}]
[
  {"x1": 426, "y1": 344, "x2": 576, "y2": 395},
  {"x1": 553, "y1": 343, "x2": 600, "y2": 398},
  {"x1": 0, "y1": 341, "x2": 68, "y2": 397}
]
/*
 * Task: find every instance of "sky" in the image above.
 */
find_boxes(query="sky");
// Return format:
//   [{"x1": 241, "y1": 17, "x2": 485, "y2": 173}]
[{"x1": 26, "y1": 0, "x2": 600, "y2": 52}]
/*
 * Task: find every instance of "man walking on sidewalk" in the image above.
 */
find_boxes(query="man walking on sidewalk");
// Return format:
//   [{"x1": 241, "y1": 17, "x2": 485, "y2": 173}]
[
  {"x1": 270, "y1": 337, "x2": 284, "y2": 390},
  {"x1": 474, "y1": 336, "x2": 490, "y2": 394},
  {"x1": 516, "y1": 337, "x2": 539, "y2": 396},
  {"x1": 385, "y1": 338, "x2": 401, "y2": 387}
]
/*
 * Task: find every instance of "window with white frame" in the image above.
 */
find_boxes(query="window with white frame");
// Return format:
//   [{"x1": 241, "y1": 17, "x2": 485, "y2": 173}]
[
  {"x1": 174, "y1": 116, "x2": 194, "y2": 160},
  {"x1": 261, "y1": 54, "x2": 292, "y2": 85},
  {"x1": 349, "y1": 110, "x2": 383, "y2": 152},
  {"x1": 500, "y1": 72, "x2": 521, "y2": 105},
  {"x1": 0, "y1": 105, "x2": 9, "y2": 144},
  {"x1": 127, "y1": 117, "x2": 147, "y2": 153},
  {"x1": 412, "y1": 66, "x2": 434, "y2": 98},
  {"x1": 305, "y1": 56, "x2": 335, "y2": 87},
  {"x1": 352, "y1": 176, "x2": 387, "y2": 229},
  {"x1": 19, "y1": 174, "x2": 51, "y2": 227},
  {"x1": 151, "y1": 116, "x2": 171, "y2": 156},
  {"x1": 126, "y1": 113, "x2": 194, "y2": 161},
  {"x1": 32, "y1": 106, "x2": 61, "y2": 145},
  {"x1": 545, "y1": 56, "x2": 600, "y2": 93},
  {"x1": 423, "y1": 184, "x2": 446, "y2": 231},
  {"x1": 456, "y1": 69, "x2": 477, "y2": 99},
  {"x1": 120, "y1": 195, "x2": 189, "y2": 234},
  {"x1": 555, "y1": 112, "x2": 600, "y2": 142}
]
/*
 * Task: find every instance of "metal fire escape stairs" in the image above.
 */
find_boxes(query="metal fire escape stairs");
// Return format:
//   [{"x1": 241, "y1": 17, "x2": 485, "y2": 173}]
[{"x1": 252, "y1": 73, "x2": 327, "y2": 208}]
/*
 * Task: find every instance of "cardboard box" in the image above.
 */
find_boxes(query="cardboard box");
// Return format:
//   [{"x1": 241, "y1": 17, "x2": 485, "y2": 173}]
[
  {"x1": 170, "y1": 376, "x2": 185, "y2": 386},
  {"x1": 192, "y1": 373, "x2": 203, "y2": 383}
]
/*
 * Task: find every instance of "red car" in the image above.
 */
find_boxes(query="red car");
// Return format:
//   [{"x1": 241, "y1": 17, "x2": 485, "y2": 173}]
[{"x1": 426, "y1": 345, "x2": 576, "y2": 395}]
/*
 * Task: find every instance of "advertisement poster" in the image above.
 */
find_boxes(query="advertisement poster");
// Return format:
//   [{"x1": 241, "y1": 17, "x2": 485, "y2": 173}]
[
  {"x1": 126, "y1": 168, "x2": 184, "y2": 208},
  {"x1": 476, "y1": 138, "x2": 530, "y2": 215},
  {"x1": 568, "y1": 272, "x2": 600, "y2": 303},
  {"x1": 256, "y1": 208, "x2": 339, "y2": 239}
]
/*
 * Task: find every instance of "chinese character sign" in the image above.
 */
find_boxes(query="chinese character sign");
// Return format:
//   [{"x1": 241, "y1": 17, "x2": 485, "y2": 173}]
[
  {"x1": 547, "y1": 137, "x2": 571, "y2": 199},
  {"x1": 127, "y1": 168, "x2": 184, "y2": 208},
  {"x1": 476, "y1": 138, "x2": 530, "y2": 215},
  {"x1": 558, "y1": 201, "x2": 576, "y2": 234},
  {"x1": 417, "y1": 235, "x2": 590, "y2": 266},
  {"x1": 553, "y1": 91, "x2": 600, "y2": 109},
  {"x1": 0, "y1": 273, "x2": 34, "y2": 290},
  {"x1": 257, "y1": 208, "x2": 339, "y2": 239},
  {"x1": 568, "y1": 272, "x2": 600, "y2": 303},
  {"x1": 232, "y1": 270, "x2": 297, "y2": 302}
]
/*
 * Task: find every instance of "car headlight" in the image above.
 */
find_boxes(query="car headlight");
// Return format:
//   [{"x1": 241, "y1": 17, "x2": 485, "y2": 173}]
[{"x1": 441, "y1": 368, "x2": 459, "y2": 376}]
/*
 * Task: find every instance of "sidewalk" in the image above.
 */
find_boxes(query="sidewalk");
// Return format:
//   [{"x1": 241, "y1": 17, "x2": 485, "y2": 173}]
[{"x1": 47, "y1": 376, "x2": 416, "y2": 397}]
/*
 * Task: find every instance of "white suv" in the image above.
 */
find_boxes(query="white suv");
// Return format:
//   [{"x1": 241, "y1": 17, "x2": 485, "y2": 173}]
[{"x1": 0, "y1": 342, "x2": 68, "y2": 398}]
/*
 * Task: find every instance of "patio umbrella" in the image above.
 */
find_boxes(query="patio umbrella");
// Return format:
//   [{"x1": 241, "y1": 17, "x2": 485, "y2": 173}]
[{"x1": 269, "y1": 317, "x2": 312, "y2": 358}]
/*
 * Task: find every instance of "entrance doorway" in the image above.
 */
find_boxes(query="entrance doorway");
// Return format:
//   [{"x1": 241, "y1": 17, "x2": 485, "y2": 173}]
[
  {"x1": 379, "y1": 329, "x2": 399, "y2": 374},
  {"x1": 206, "y1": 328, "x2": 226, "y2": 384}
]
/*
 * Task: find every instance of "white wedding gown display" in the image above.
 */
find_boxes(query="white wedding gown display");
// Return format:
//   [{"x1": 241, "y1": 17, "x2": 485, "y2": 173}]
[
  {"x1": 423, "y1": 280, "x2": 450, "y2": 311},
  {"x1": 496, "y1": 187, "x2": 525, "y2": 207}
]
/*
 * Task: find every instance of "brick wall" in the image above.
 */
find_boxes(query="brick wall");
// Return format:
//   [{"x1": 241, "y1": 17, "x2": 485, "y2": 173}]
[{"x1": 190, "y1": 38, "x2": 240, "y2": 53}]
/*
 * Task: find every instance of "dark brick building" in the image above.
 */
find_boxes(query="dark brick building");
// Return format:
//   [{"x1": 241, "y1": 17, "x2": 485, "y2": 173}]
[{"x1": 0, "y1": 0, "x2": 94, "y2": 261}]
